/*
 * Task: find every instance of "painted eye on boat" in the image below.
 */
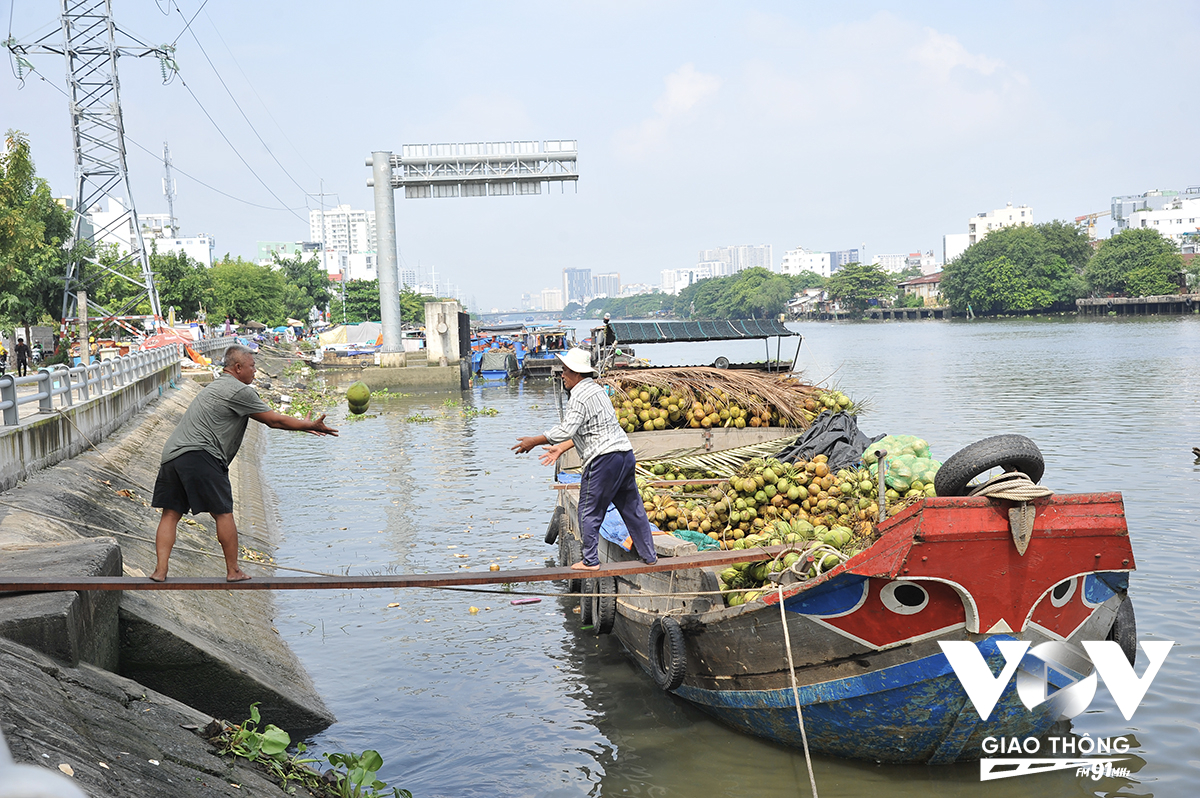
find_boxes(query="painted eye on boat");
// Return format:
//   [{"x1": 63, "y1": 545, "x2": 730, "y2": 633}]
[
  {"x1": 880, "y1": 581, "x2": 929, "y2": 615},
  {"x1": 1049, "y1": 577, "x2": 1077, "y2": 608}
]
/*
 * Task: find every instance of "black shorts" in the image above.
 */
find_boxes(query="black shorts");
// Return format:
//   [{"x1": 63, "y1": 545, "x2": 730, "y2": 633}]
[{"x1": 152, "y1": 450, "x2": 234, "y2": 516}]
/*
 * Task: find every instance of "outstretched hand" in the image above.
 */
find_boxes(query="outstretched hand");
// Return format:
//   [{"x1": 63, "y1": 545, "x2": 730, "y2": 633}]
[
  {"x1": 305, "y1": 412, "x2": 339, "y2": 436},
  {"x1": 512, "y1": 436, "x2": 540, "y2": 454},
  {"x1": 539, "y1": 442, "x2": 571, "y2": 466}
]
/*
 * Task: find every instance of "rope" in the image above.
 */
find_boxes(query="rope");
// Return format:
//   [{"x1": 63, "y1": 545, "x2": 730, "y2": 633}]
[
  {"x1": 777, "y1": 581, "x2": 819, "y2": 797},
  {"x1": 967, "y1": 471, "x2": 1053, "y2": 501}
]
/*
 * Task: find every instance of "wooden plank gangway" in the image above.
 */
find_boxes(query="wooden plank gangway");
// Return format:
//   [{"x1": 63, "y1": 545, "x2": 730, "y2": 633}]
[{"x1": 0, "y1": 545, "x2": 795, "y2": 593}]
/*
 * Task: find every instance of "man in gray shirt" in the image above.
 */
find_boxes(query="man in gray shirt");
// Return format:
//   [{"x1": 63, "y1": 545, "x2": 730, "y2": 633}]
[{"x1": 150, "y1": 344, "x2": 337, "y2": 581}]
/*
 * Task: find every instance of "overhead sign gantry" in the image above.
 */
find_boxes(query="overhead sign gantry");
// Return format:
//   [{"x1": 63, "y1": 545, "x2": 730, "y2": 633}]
[{"x1": 365, "y1": 140, "x2": 578, "y2": 360}]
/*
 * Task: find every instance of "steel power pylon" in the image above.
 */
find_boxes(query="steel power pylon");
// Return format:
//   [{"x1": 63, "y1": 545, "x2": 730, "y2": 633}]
[{"x1": 6, "y1": 0, "x2": 177, "y2": 322}]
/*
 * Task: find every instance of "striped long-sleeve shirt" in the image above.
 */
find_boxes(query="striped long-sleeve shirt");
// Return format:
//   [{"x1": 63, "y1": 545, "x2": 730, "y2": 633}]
[{"x1": 543, "y1": 378, "x2": 631, "y2": 472}]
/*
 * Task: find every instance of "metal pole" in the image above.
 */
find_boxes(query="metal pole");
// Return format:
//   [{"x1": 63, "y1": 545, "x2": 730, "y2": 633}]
[
  {"x1": 77, "y1": 291, "x2": 89, "y2": 366},
  {"x1": 875, "y1": 449, "x2": 889, "y2": 523},
  {"x1": 370, "y1": 151, "x2": 402, "y2": 353}
]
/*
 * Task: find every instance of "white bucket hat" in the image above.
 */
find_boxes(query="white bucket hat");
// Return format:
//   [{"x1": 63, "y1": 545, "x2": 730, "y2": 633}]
[{"x1": 556, "y1": 347, "x2": 595, "y2": 374}]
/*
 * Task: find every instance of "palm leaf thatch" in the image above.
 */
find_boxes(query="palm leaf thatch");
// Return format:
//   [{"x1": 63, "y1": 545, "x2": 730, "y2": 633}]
[
  {"x1": 635, "y1": 434, "x2": 802, "y2": 479},
  {"x1": 599, "y1": 367, "x2": 822, "y2": 426}
]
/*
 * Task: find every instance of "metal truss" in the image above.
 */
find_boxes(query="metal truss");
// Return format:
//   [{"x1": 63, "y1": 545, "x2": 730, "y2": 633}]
[
  {"x1": 6, "y1": 0, "x2": 172, "y2": 321},
  {"x1": 390, "y1": 140, "x2": 578, "y2": 199}
]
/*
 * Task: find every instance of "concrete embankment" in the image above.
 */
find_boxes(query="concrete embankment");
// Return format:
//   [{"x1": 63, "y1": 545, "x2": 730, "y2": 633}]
[{"x1": 0, "y1": 376, "x2": 333, "y2": 797}]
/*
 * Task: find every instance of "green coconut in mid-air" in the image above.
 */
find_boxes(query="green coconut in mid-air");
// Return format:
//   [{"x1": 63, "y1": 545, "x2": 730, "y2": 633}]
[{"x1": 346, "y1": 381, "x2": 371, "y2": 415}]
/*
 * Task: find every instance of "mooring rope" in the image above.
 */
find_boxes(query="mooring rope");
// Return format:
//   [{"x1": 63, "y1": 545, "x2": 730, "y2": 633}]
[
  {"x1": 967, "y1": 470, "x2": 1053, "y2": 501},
  {"x1": 777, "y1": 580, "x2": 819, "y2": 797}
]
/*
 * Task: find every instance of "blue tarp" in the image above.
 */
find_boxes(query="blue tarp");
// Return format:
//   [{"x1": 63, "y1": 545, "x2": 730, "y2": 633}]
[{"x1": 556, "y1": 473, "x2": 662, "y2": 551}]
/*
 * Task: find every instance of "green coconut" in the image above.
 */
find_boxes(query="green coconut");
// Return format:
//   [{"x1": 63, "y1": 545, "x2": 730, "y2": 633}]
[{"x1": 346, "y1": 381, "x2": 371, "y2": 406}]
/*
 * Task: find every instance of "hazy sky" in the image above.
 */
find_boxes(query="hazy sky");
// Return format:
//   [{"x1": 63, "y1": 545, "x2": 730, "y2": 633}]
[{"x1": 4, "y1": 1, "x2": 1198, "y2": 309}]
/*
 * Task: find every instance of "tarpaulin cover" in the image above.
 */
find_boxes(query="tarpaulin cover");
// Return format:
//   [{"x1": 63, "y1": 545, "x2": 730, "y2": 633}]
[
  {"x1": 318, "y1": 322, "x2": 382, "y2": 347},
  {"x1": 776, "y1": 411, "x2": 885, "y2": 472},
  {"x1": 556, "y1": 472, "x2": 660, "y2": 550},
  {"x1": 606, "y1": 319, "x2": 797, "y2": 344}
]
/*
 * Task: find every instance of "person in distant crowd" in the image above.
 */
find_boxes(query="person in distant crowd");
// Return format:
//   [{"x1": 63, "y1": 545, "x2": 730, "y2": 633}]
[
  {"x1": 0, "y1": 340, "x2": 8, "y2": 375},
  {"x1": 150, "y1": 344, "x2": 338, "y2": 582},
  {"x1": 14, "y1": 338, "x2": 31, "y2": 377},
  {"x1": 512, "y1": 348, "x2": 657, "y2": 571}
]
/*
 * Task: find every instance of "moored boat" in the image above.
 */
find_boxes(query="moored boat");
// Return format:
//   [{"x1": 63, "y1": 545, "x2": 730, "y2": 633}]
[{"x1": 542, "y1": 336, "x2": 1137, "y2": 764}]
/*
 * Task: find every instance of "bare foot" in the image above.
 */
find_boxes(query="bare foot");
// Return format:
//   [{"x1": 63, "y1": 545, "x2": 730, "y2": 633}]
[
  {"x1": 149, "y1": 573, "x2": 167, "y2": 583},
  {"x1": 226, "y1": 571, "x2": 252, "y2": 583},
  {"x1": 569, "y1": 561, "x2": 600, "y2": 571}
]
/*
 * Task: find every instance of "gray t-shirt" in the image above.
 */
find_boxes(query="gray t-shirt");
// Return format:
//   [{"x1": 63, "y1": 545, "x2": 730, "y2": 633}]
[{"x1": 161, "y1": 373, "x2": 272, "y2": 466}]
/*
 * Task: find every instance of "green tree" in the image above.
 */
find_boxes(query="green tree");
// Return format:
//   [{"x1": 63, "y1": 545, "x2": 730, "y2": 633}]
[
  {"x1": 151, "y1": 246, "x2": 211, "y2": 320},
  {"x1": 275, "y1": 253, "x2": 331, "y2": 320},
  {"x1": 824, "y1": 262, "x2": 896, "y2": 311},
  {"x1": 328, "y1": 279, "x2": 381, "y2": 323},
  {"x1": 1085, "y1": 229, "x2": 1183, "y2": 297},
  {"x1": 208, "y1": 257, "x2": 286, "y2": 325},
  {"x1": 0, "y1": 130, "x2": 73, "y2": 339},
  {"x1": 941, "y1": 224, "x2": 1084, "y2": 314}
]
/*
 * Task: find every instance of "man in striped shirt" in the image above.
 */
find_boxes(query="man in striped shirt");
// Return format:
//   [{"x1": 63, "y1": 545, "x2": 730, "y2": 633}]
[{"x1": 513, "y1": 348, "x2": 657, "y2": 571}]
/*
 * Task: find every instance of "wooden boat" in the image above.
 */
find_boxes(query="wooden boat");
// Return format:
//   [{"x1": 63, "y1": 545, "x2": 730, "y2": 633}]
[
  {"x1": 522, "y1": 326, "x2": 574, "y2": 378},
  {"x1": 543, "y1": 347, "x2": 1137, "y2": 764}
]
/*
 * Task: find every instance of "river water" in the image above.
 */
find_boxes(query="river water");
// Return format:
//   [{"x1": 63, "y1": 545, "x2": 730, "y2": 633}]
[{"x1": 262, "y1": 316, "x2": 1199, "y2": 798}]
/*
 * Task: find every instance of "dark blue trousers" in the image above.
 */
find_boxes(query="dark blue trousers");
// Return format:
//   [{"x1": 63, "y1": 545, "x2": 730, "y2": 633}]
[{"x1": 577, "y1": 449, "x2": 658, "y2": 566}]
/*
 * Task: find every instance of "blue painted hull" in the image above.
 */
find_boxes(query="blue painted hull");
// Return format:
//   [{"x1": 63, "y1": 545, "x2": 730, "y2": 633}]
[
  {"x1": 478, "y1": 369, "x2": 513, "y2": 381},
  {"x1": 673, "y1": 644, "x2": 1058, "y2": 763}
]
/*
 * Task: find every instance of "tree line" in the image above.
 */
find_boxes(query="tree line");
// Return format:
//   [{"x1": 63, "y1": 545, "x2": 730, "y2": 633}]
[{"x1": 582, "y1": 220, "x2": 1197, "y2": 320}]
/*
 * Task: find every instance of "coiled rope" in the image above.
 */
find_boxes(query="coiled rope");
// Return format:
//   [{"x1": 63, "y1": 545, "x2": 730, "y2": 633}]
[{"x1": 968, "y1": 471, "x2": 1053, "y2": 555}]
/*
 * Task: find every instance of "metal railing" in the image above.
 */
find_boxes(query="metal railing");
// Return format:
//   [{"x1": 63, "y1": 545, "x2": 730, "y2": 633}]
[
  {"x1": 0, "y1": 345, "x2": 180, "y2": 426},
  {"x1": 192, "y1": 335, "x2": 237, "y2": 354}
]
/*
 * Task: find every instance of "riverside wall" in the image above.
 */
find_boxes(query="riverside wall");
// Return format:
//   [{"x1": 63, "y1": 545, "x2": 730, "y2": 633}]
[{"x1": 0, "y1": 376, "x2": 333, "y2": 797}]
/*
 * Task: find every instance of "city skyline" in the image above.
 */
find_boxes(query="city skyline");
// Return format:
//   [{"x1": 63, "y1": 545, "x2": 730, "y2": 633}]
[{"x1": 3, "y1": 2, "x2": 1197, "y2": 309}]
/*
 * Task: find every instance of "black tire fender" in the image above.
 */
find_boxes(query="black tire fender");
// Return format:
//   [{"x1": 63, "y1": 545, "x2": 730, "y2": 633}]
[
  {"x1": 545, "y1": 505, "x2": 565, "y2": 545},
  {"x1": 933, "y1": 434, "x2": 1046, "y2": 497},
  {"x1": 713, "y1": 356, "x2": 730, "y2": 369},
  {"x1": 558, "y1": 528, "x2": 583, "y2": 595},
  {"x1": 1107, "y1": 596, "x2": 1137, "y2": 666},
  {"x1": 592, "y1": 576, "x2": 616, "y2": 635},
  {"x1": 647, "y1": 616, "x2": 687, "y2": 691},
  {"x1": 579, "y1": 577, "x2": 594, "y2": 626}
]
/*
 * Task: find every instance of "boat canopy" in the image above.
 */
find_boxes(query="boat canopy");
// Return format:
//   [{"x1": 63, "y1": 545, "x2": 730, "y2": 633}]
[{"x1": 606, "y1": 319, "x2": 796, "y2": 344}]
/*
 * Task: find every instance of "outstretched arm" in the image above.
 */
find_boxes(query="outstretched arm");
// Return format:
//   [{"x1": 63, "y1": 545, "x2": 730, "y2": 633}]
[
  {"x1": 512, "y1": 433, "x2": 549, "y2": 454},
  {"x1": 251, "y1": 410, "x2": 339, "y2": 436},
  {"x1": 539, "y1": 439, "x2": 575, "y2": 466}
]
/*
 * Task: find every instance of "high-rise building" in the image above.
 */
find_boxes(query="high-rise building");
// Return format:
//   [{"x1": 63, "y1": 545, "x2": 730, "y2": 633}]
[
  {"x1": 827, "y1": 249, "x2": 861, "y2": 273},
  {"x1": 562, "y1": 267, "x2": 592, "y2": 305},
  {"x1": 592, "y1": 272, "x2": 620, "y2": 298},
  {"x1": 660, "y1": 265, "x2": 713, "y2": 295},
  {"x1": 872, "y1": 253, "x2": 907, "y2": 273},
  {"x1": 1126, "y1": 193, "x2": 1200, "y2": 253},
  {"x1": 699, "y1": 244, "x2": 773, "y2": 276},
  {"x1": 967, "y1": 203, "x2": 1033, "y2": 247},
  {"x1": 780, "y1": 247, "x2": 831, "y2": 278},
  {"x1": 399, "y1": 268, "x2": 417, "y2": 289},
  {"x1": 541, "y1": 287, "x2": 565, "y2": 312},
  {"x1": 1112, "y1": 189, "x2": 1196, "y2": 233},
  {"x1": 310, "y1": 204, "x2": 376, "y2": 275}
]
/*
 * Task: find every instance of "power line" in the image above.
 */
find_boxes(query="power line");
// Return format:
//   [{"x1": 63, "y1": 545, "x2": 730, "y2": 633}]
[
  {"x1": 170, "y1": 0, "x2": 209, "y2": 48},
  {"x1": 176, "y1": 74, "x2": 307, "y2": 224},
  {"x1": 200, "y1": 7, "x2": 323, "y2": 184},
  {"x1": 180, "y1": 19, "x2": 311, "y2": 197}
]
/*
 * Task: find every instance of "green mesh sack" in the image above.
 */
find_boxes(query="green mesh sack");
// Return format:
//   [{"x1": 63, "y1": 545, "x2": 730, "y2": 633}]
[
  {"x1": 869, "y1": 454, "x2": 942, "y2": 492},
  {"x1": 861, "y1": 434, "x2": 930, "y2": 464}
]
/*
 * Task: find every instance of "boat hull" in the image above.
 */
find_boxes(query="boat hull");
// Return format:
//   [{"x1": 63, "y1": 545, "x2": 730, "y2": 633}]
[{"x1": 555, "y1": 488, "x2": 1134, "y2": 764}]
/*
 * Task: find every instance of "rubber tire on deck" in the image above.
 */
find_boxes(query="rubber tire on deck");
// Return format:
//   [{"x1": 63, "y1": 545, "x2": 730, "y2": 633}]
[
  {"x1": 1107, "y1": 596, "x2": 1137, "y2": 666},
  {"x1": 647, "y1": 616, "x2": 687, "y2": 691},
  {"x1": 591, "y1": 576, "x2": 616, "y2": 635},
  {"x1": 580, "y1": 577, "x2": 594, "y2": 626},
  {"x1": 933, "y1": 434, "x2": 1046, "y2": 497}
]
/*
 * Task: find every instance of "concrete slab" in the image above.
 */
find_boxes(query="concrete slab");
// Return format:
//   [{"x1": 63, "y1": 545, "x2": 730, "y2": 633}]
[{"x1": 0, "y1": 538, "x2": 121, "y2": 669}]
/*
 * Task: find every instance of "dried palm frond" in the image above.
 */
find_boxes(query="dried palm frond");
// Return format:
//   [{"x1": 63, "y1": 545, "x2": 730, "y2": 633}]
[
  {"x1": 636, "y1": 434, "x2": 802, "y2": 478},
  {"x1": 600, "y1": 367, "x2": 823, "y2": 427}
]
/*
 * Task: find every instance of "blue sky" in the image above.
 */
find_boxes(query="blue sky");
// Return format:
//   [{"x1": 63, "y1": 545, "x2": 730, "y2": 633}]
[{"x1": 4, "y1": 1, "x2": 1198, "y2": 309}]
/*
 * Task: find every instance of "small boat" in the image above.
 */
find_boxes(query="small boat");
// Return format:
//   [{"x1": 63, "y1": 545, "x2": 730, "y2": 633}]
[
  {"x1": 471, "y1": 323, "x2": 530, "y2": 376},
  {"x1": 522, "y1": 326, "x2": 574, "y2": 378},
  {"x1": 478, "y1": 348, "x2": 519, "y2": 381}
]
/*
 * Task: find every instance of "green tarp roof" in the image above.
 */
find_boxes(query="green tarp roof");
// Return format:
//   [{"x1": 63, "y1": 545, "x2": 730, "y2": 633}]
[{"x1": 605, "y1": 319, "x2": 797, "y2": 344}]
